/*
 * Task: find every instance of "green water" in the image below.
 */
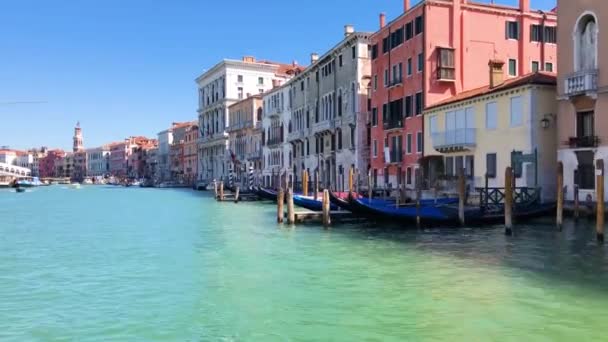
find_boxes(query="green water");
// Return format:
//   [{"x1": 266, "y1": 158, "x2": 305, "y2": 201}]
[{"x1": 1, "y1": 186, "x2": 607, "y2": 341}]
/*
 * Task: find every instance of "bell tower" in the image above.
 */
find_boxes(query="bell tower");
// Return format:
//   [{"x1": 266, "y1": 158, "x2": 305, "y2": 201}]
[{"x1": 73, "y1": 122, "x2": 84, "y2": 152}]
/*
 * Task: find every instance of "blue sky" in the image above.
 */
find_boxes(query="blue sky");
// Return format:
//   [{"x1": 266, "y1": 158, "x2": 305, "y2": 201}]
[{"x1": 1, "y1": 0, "x2": 556, "y2": 150}]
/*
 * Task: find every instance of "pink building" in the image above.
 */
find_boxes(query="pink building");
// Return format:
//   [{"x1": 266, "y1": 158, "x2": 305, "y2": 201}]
[
  {"x1": 183, "y1": 125, "x2": 199, "y2": 186},
  {"x1": 369, "y1": 0, "x2": 557, "y2": 189},
  {"x1": 39, "y1": 149, "x2": 66, "y2": 178},
  {"x1": 109, "y1": 141, "x2": 129, "y2": 177}
]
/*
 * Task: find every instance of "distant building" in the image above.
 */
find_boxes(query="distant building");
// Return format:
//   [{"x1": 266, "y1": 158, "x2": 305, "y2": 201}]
[
  {"x1": 183, "y1": 125, "x2": 199, "y2": 186},
  {"x1": 228, "y1": 95, "x2": 263, "y2": 187},
  {"x1": 40, "y1": 149, "x2": 66, "y2": 178},
  {"x1": 55, "y1": 152, "x2": 74, "y2": 179},
  {"x1": 86, "y1": 146, "x2": 111, "y2": 177},
  {"x1": 72, "y1": 123, "x2": 87, "y2": 181}
]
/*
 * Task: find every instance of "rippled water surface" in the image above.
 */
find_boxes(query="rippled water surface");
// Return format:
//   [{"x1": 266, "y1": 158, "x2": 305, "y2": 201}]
[{"x1": 1, "y1": 186, "x2": 608, "y2": 341}]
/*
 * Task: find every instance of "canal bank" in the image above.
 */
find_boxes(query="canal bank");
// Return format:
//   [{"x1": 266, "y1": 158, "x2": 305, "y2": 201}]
[{"x1": 1, "y1": 186, "x2": 608, "y2": 341}]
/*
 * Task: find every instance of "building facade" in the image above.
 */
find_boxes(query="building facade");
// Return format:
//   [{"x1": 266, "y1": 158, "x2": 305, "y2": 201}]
[
  {"x1": 369, "y1": 0, "x2": 557, "y2": 190},
  {"x1": 183, "y1": 125, "x2": 199, "y2": 186},
  {"x1": 87, "y1": 146, "x2": 111, "y2": 177},
  {"x1": 286, "y1": 25, "x2": 371, "y2": 191},
  {"x1": 39, "y1": 149, "x2": 65, "y2": 178},
  {"x1": 557, "y1": 0, "x2": 607, "y2": 202},
  {"x1": 262, "y1": 84, "x2": 291, "y2": 188},
  {"x1": 424, "y1": 65, "x2": 557, "y2": 202},
  {"x1": 228, "y1": 95, "x2": 263, "y2": 186},
  {"x1": 196, "y1": 56, "x2": 302, "y2": 184}
]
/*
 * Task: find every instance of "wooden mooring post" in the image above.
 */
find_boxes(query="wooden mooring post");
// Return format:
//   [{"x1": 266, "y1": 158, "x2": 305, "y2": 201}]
[
  {"x1": 303, "y1": 170, "x2": 309, "y2": 197},
  {"x1": 504, "y1": 167, "x2": 513, "y2": 236},
  {"x1": 287, "y1": 187, "x2": 295, "y2": 225},
  {"x1": 219, "y1": 181, "x2": 225, "y2": 202},
  {"x1": 416, "y1": 170, "x2": 421, "y2": 229},
  {"x1": 458, "y1": 167, "x2": 465, "y2": 226},
  {"x1": 348, "y1": 167, "x2": 354, "y2": 194},
  {"x1": 234, "y1": 186, "x2": 240, "y2": 203},
  {"x1": 574, "y1": 184, "x2": 580, "y2": 220},
  {"x1": 322, "y1": 189, "x2": 331, "y2": 228},
  {"x1": 596, "y1": 159, "x2": 604, "y2": 243},
  {"x1": 214, "y1": 180, "x2": 218, "y2": 198},
  {"x1": 314, "y1": 171, "x2": 319, "y2": 201},
  {"x1": 556, "y1": 162, "x2": 564, "y2": 230},
  {"x1": 277, "y1": 187, "x2": 284, "y2": 223},
  {"x1": 368, "y1": 169, "x2": 373, "y2": 202}
]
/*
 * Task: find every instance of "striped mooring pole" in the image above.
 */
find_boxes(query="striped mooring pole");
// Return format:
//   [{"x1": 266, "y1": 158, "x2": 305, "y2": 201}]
[
  {"x1": 229, "y1": 165, "x2": 234, "y2": 188},
  {"x1": 249, "y1": 165, "x2": 254, "y2": 190}
]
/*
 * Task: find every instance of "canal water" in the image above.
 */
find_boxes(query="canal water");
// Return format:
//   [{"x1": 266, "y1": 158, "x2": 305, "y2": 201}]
[{"x1": 1, "y1": 186, "x2": 607, "y2": 341}]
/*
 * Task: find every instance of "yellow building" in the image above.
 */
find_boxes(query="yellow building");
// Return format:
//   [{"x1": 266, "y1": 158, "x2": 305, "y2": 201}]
[{"x1": 422, "y1": 61, "x2": 558, "y2": 202}]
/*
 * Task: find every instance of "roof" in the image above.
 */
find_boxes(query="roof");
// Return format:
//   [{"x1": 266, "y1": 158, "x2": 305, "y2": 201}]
[{"x1": 426, "y1": 72, "x2": 556, "y2": 110}]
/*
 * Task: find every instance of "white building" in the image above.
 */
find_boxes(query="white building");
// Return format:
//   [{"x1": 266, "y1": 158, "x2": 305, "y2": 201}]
[
  {"x1": 86, "y1": 146, "x2": 110, "y2": 177},
  {"x1": 157, "y1": 128, "x2": 173, "y2": 182},
  {"x1": 286, "y1": 25, "x2": 371, "y2": 191},
  {"x1": 262, "y1": 84, "x2": 293, "y2": 187},
  {"x1": 196, "y1": 56, "x2": 303, "y2": 183}
]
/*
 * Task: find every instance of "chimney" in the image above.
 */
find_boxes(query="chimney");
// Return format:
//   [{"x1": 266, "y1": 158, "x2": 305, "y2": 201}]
[
  {"x1": 403, "y1": 0, "x2": 410, "y2": 11},
  {"x1": 379, "y1": 13, "x2": 386, "y2": 29},
  {"x1": 519, "y1": 0, "x2": 529, "y2": 12},
  {"x1": 242, "y1": 56, "x2": 256, "y2": 63},
  {"x1": 310, "y1": 53, "x2": 319, "y2": 64},
  {"x1": 489, "y1": 60, "x2": 505, "y2": 88},
  {"x1": 292, "y1": 60, "x2": 298, "y2": 67},
  {"x1": 344, "y1": 24, "x2": 354, "y2": 37}
]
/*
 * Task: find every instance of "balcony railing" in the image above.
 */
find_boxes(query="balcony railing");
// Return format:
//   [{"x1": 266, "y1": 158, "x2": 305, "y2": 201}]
[
  {"x1": 267, "y1": 138, "x2": 283, "y2": 147},
  {"x1": 383, "y1": 118, "x2": 403, "y2": 131},
  {"x1": 313, "y1": 119, "x2": 335, "y2": 134},
  {"x1": 432, "y1": 128, "x2": 476, "y2": 151},
  {"x1": 287, "y1": 129, "x2": 307, "y2": 142},
  {"x1": 565, "y1": 69, "x2": 598, "y2": 96},
  {"x1": 388, "y1": 149, "x2": 403, "y2": 164},
  {"x1": 568, "y1": 135, "x2": 600, "y2": 148}
]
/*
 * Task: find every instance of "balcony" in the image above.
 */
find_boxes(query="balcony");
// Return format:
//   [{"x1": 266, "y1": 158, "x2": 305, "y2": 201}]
[
  {"x1": 568, "y1": 136, "x2": 600, "y2": 148},
  {"x1": 383, "y1": 118, "x2": 403, "y2": 131},
  {"x1": 313, "y1": 119, "x2": 335, "y2": 134},
  {"x1": 432, "y1": 128, "x2": 476, "y2": 152},
  {"x1": 287, "y1": 129, "x2": 307, "y2": 142},
  {"x1": 564, "y1": 69, "x2": 598, "y2": 97},
  {"x1": 388, "y1": 78, "x2": 403, "y2": 88},
  {"x1": 246, "y1": 150, "x2": 262, "y2": 160},
  {"x1": 267, "y1": 138, "x2": 283, "y2": 148}
]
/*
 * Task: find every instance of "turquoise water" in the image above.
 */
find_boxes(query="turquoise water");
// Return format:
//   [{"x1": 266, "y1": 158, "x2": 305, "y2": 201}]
[{"x1": 1, "y1": 186, "x2": 608, "y2": 341}]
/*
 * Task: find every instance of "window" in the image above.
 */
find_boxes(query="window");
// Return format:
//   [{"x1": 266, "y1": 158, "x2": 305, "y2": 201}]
[
  {"x1": 545, "y1": 62, "x2": 553, "y2": 72},
  {"x1": 544, "y1": 26, "x2": 557, "y2": 44},
  {"x1": 350, "y1": 126, "x2": 355, "y2": 149},
  {"x1": 508, "y1": 59, "x2": 517, "y2": 76},
  {"x1": 530, "y1": 24, "x2": 543, "y2": 42},
  {"x1": 373, "y1": 140, "x2": 378, "y2": 157},
  {"x1": 382, "y1": 36, "x2": 390, "y2": 54},
  {"x1": 384, "y1": 69, "x2": 389, "y2": 87},
  {"x1": 510, "y1": 96, "x2": 523, "y2": 127},
  {"x1": 301, "y1": 81, "x2": 304, "y2": 91},
  {"x1": 339, "y1": 55, "x2": 343, "y2": 67},
  {"x1": 417, "y1": 53, "x2": 423, "y2": 72},
  {"x1": 429, "y1": 115, "x2": 438, "y2": 133},
  {"x1": 407, "y1": 58, "x2": 412, "y2": 76},
  {"x1": 437, "y1": 48, "x2": 455, "y2": 80},
  {"x1": 445, "y1": 157, "x2": 454, "y2": 176},
  {"x1": 373, "y1": 75, "x2": 378, "y2": 90},
  {"x1": 237, "y1": 87, "x2": 243, "y2": 99},
  {"x1": 486, "y1": 102, "x2": 497, "y2": 130},
  {"x1": 576, "y1": 111, "x2": 594, "y2": 138},
  {"x1": 352, "y1": 45, "x2": 356, "y2": 59},
  {"x1": 372, "y1": 108, "x2": 378, "y2": 126},
  {"x1": 398, "y1": 63, "x2": 403, "y2": 83},
  {"x1": 237, "y1": 75, "x2": 243, "y2": 83},
  {"x1": 531, "y1": 61, "x2": 539, "y2": 72},
  {"x1": 391, "y1": 27, "x2": 404, "y2": 49},
  {"x1": 486, "y1": 153, "x2": 497, "y2": 178},
  {"x1": 415, "y1": 16, "x2": 423, "y2": 35},
  {"x1": 416, "y1": 132, "x2": 422, "y2": 153},
  {"x1": 406, "y1": 22, "x2": 413, "y2": 40},
  {"x1": 465, "y1": 155, "x2": 474, "y2": 178},
  {"x1": 406, "y1": 134, "x2": 412, "y2": 154},
  {"x1": 392, "y1": 65, "x2": 398, "y2": 84},
  {"x1": 405, "y1": 95, "x2": 412, "y2": 117},
  {"x1": 338, "y1": 129, "x2": 342, "y2": 150},
  {"x1": 415, "y1": 92, "x2": 423, "y2": 115},
  {"x1": 506, "y1": 21, "x2": 519, "y2": 39},
  {"x1": 406, "y1": 167, "x2": 412, "y2": 185},
  {"x1": 258, "y1": 77, "x2": 264, "y2": 85},
  {"x1": 371, "y1": 44, "x2": 378, "y2": 60},
  {"x1": 259, "y1": 89, "x2": 264, "y2": 94}
]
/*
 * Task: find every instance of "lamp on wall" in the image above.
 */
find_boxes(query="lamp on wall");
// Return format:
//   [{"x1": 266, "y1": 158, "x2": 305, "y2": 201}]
[{"x1": 541, "y1": 114, "x2": 555, "y2": 129}]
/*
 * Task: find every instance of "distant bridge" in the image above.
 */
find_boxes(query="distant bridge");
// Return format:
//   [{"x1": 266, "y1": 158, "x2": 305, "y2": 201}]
[{"x1": 0, "y1": 162, "x2": 32, "y2": 177}]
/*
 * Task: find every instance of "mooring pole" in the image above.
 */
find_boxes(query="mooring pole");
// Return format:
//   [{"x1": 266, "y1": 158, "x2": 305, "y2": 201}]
[
  {"x1": 234, "y1": 186, "x2": 240, "y2": 203},
  {"x1": 303, "y1": 170, "x2": 309, "y2": 197},
  {"x1": 322, "y1": 189, "x2": 331, "y2": 228},
  {"x1": 596, "y1": 159, "x2": 604, "y2": 243},
  {"x1": 368, "y1": 169, "x2": 372, "y2": 202},
  {"x1": 314, "y1": 170, "x2": 319, "y2": 201},
  {"x1": 505, "y1": 167, "x2": 513, "y2": 236},
  {"x1": 458, "y1": 167, "x2": 465, "y2": 226},
  {"x1": 214, "y1": 180, "x2": 218, "y2": 199},
  {"x1": 416, "y1": 171, "x2": 421, "y2": 229},
  {"x1": 287, "y1": 187, "x2": 295, "y2": 224},
  {"x1": 574, "y1": 184, "x2": 580, "y2": 220},
  {"x1": 277, "y1": 187, "x2": 284, "y2": 223},
  {"x1": 556, "y1": 162, "x2": 564, "y2": 230},
  {"x1": 219, "y1": 181, "x2": 224, "y2": 202},
  {"x1": 348, "y1": 166, "x2": 354, "y2": 194}
]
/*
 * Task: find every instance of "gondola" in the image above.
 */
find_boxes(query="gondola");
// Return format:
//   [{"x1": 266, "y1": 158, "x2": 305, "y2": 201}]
[
  {"x1": 328, "y1": 190, "x2": 359, "y2": 212},
  {"x1": 256, "y1": 187, "x2": 279, "y2": 202},
  {"x1": 292, "y1": 194, "x2": 338, "y2": 211}
]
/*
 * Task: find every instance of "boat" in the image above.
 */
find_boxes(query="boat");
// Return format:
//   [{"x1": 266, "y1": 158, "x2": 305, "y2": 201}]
[
  {"x1": 328, "y1": 190, "x2": 359, "y2": 212},
  {"x1": 256, "y1": 187, "x2": 279, "y2": 201},
  {"x1": 15, "y1": 187, "x2": 26, "y2": 193},
  {"x1": 83, "y1": 178, "x2": 93, "y2": 185},
  {"x1": 292, "y1": 194, "x2": 339, "y2": 211},
  {"x1": 195, "y1": 181, "x2": 208, "y2": 191},
  {"x1": 69, "y1": 183, "x2": 81, "y2": 189},
  {"x1": 13, "y1": 177, "x2": 43, "y2": 188}
]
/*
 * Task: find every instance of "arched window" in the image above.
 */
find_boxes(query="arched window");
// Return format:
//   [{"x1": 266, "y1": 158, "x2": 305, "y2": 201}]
[
  {"x1": 338, "y1": 89, "x2": 343, "y2": 117},
  {"x1": 257, "y1": 107, "x2": 262, "y2": 121},
  {"x1": 574, "y1": 13, "x2": 598, "y2": 71}
]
